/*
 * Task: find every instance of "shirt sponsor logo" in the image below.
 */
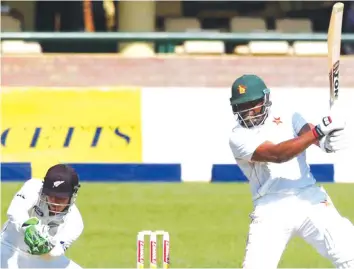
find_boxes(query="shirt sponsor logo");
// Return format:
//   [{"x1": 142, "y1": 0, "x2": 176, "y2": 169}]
[{"x1": 34, "y1": 205, "x2": 44, "y2": 217}]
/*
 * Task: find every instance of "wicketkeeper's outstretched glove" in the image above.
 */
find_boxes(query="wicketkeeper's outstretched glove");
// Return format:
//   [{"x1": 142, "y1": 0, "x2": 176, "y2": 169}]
[{"x1": 22, "y1": 217, "x2": 54, "y2": 255}]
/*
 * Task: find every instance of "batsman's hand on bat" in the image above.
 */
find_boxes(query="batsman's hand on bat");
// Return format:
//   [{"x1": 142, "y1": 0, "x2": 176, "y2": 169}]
[
  {"x1": 22, "y1": 217, "x2": 54, "y2": 255},
  {"x1": 313, "y1": 114, "x2": 346, "y2": 139},
  {"x1": 320, "y1": 129, "x2": 350, "y2": 153}
]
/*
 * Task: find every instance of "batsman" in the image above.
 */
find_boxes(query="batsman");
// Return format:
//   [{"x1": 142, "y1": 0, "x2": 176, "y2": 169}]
[
  {"x1": 229, "y1": 74, "x2": 354, "y2": 268},
  {"x1": 1, "y1": 164, "x2": 84, "y2": 268}
]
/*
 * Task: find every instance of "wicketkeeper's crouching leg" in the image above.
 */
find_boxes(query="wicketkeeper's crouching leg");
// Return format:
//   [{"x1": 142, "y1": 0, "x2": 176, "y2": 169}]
[{"x1": 1, "y1": 242, "x2": 82, "y2": 269}]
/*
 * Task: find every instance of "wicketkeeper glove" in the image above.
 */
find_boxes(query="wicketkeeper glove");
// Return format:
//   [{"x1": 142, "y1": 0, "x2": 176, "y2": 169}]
[{"x1": 22, "y1": 217, "x2": 54, "y2": 255}]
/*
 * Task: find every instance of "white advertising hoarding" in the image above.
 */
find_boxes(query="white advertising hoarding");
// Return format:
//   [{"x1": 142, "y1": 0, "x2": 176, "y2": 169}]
[{"x1": 142, "y1": 87, "x2": 354, "y2": 183}]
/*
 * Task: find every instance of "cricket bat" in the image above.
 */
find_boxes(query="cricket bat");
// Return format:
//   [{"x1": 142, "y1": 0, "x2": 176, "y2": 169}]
[{"x1": 328, "y1": 2, "x2": 344, "y2": 111}]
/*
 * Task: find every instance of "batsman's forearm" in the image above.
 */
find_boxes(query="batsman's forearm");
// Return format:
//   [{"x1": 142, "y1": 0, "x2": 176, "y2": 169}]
[{"x1": 272, "y1": 130, "x2": 318, "y2": 163}]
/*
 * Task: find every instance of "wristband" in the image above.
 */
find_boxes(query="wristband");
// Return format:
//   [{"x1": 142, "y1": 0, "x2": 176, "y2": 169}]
[{"x1": 313, "y1": 125, "x2": 325, "y2": 139}]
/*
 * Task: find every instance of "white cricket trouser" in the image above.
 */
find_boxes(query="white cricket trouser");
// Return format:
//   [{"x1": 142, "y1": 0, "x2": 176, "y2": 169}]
[
  {"x1": 242, "y1": 185, "x2": 354, "y2": 269},
  {"x1": 0, "y1": 242, "x2": 82, "y2": 269}
]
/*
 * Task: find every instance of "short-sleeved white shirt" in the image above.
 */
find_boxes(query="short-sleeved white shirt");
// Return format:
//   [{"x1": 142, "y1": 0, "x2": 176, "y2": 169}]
[{"x1": 229, "y1": 110, "x2": 316, "y2": 201}]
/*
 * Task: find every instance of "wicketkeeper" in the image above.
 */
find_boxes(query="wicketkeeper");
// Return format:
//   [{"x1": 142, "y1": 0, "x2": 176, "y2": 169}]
[{"x1": 1, "y1": 164, "x2": 84, "y2": 268}]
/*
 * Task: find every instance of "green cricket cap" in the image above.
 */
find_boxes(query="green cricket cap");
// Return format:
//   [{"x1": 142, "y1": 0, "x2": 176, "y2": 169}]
[{"x1": 230, "y1": 74, "x2": 269, "y2": 105}]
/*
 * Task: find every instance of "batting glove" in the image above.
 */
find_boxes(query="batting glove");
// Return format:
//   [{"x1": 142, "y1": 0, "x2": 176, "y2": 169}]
[
  {"x1": 313, "y1": 115, "x2": 346, "y2": 139},
  {"x1": 320, "y1": 129, "x2": 350, "y2": 153}
]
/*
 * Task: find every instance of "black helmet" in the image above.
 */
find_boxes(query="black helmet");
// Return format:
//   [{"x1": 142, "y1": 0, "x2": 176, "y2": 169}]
[
  {"x1": 42, "y1": 164, "x2": 80, "y2": 198},
  {"x1": 39, "y1": 164, "x2": 80, "y2": 215}
]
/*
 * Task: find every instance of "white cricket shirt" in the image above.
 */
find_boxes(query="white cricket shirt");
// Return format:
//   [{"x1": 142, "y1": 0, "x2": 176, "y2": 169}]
[
  {"x1": 229, "y1": 110, "x2": 317, "y2": 201},
  {"x1": 1, "y1": 178, "x2": 84, "y2": 256}
]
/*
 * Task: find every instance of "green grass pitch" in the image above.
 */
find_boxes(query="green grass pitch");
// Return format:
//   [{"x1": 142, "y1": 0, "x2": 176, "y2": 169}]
[{"x1": 1, "y1": 182, "x2": 354, "y2": 268}]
